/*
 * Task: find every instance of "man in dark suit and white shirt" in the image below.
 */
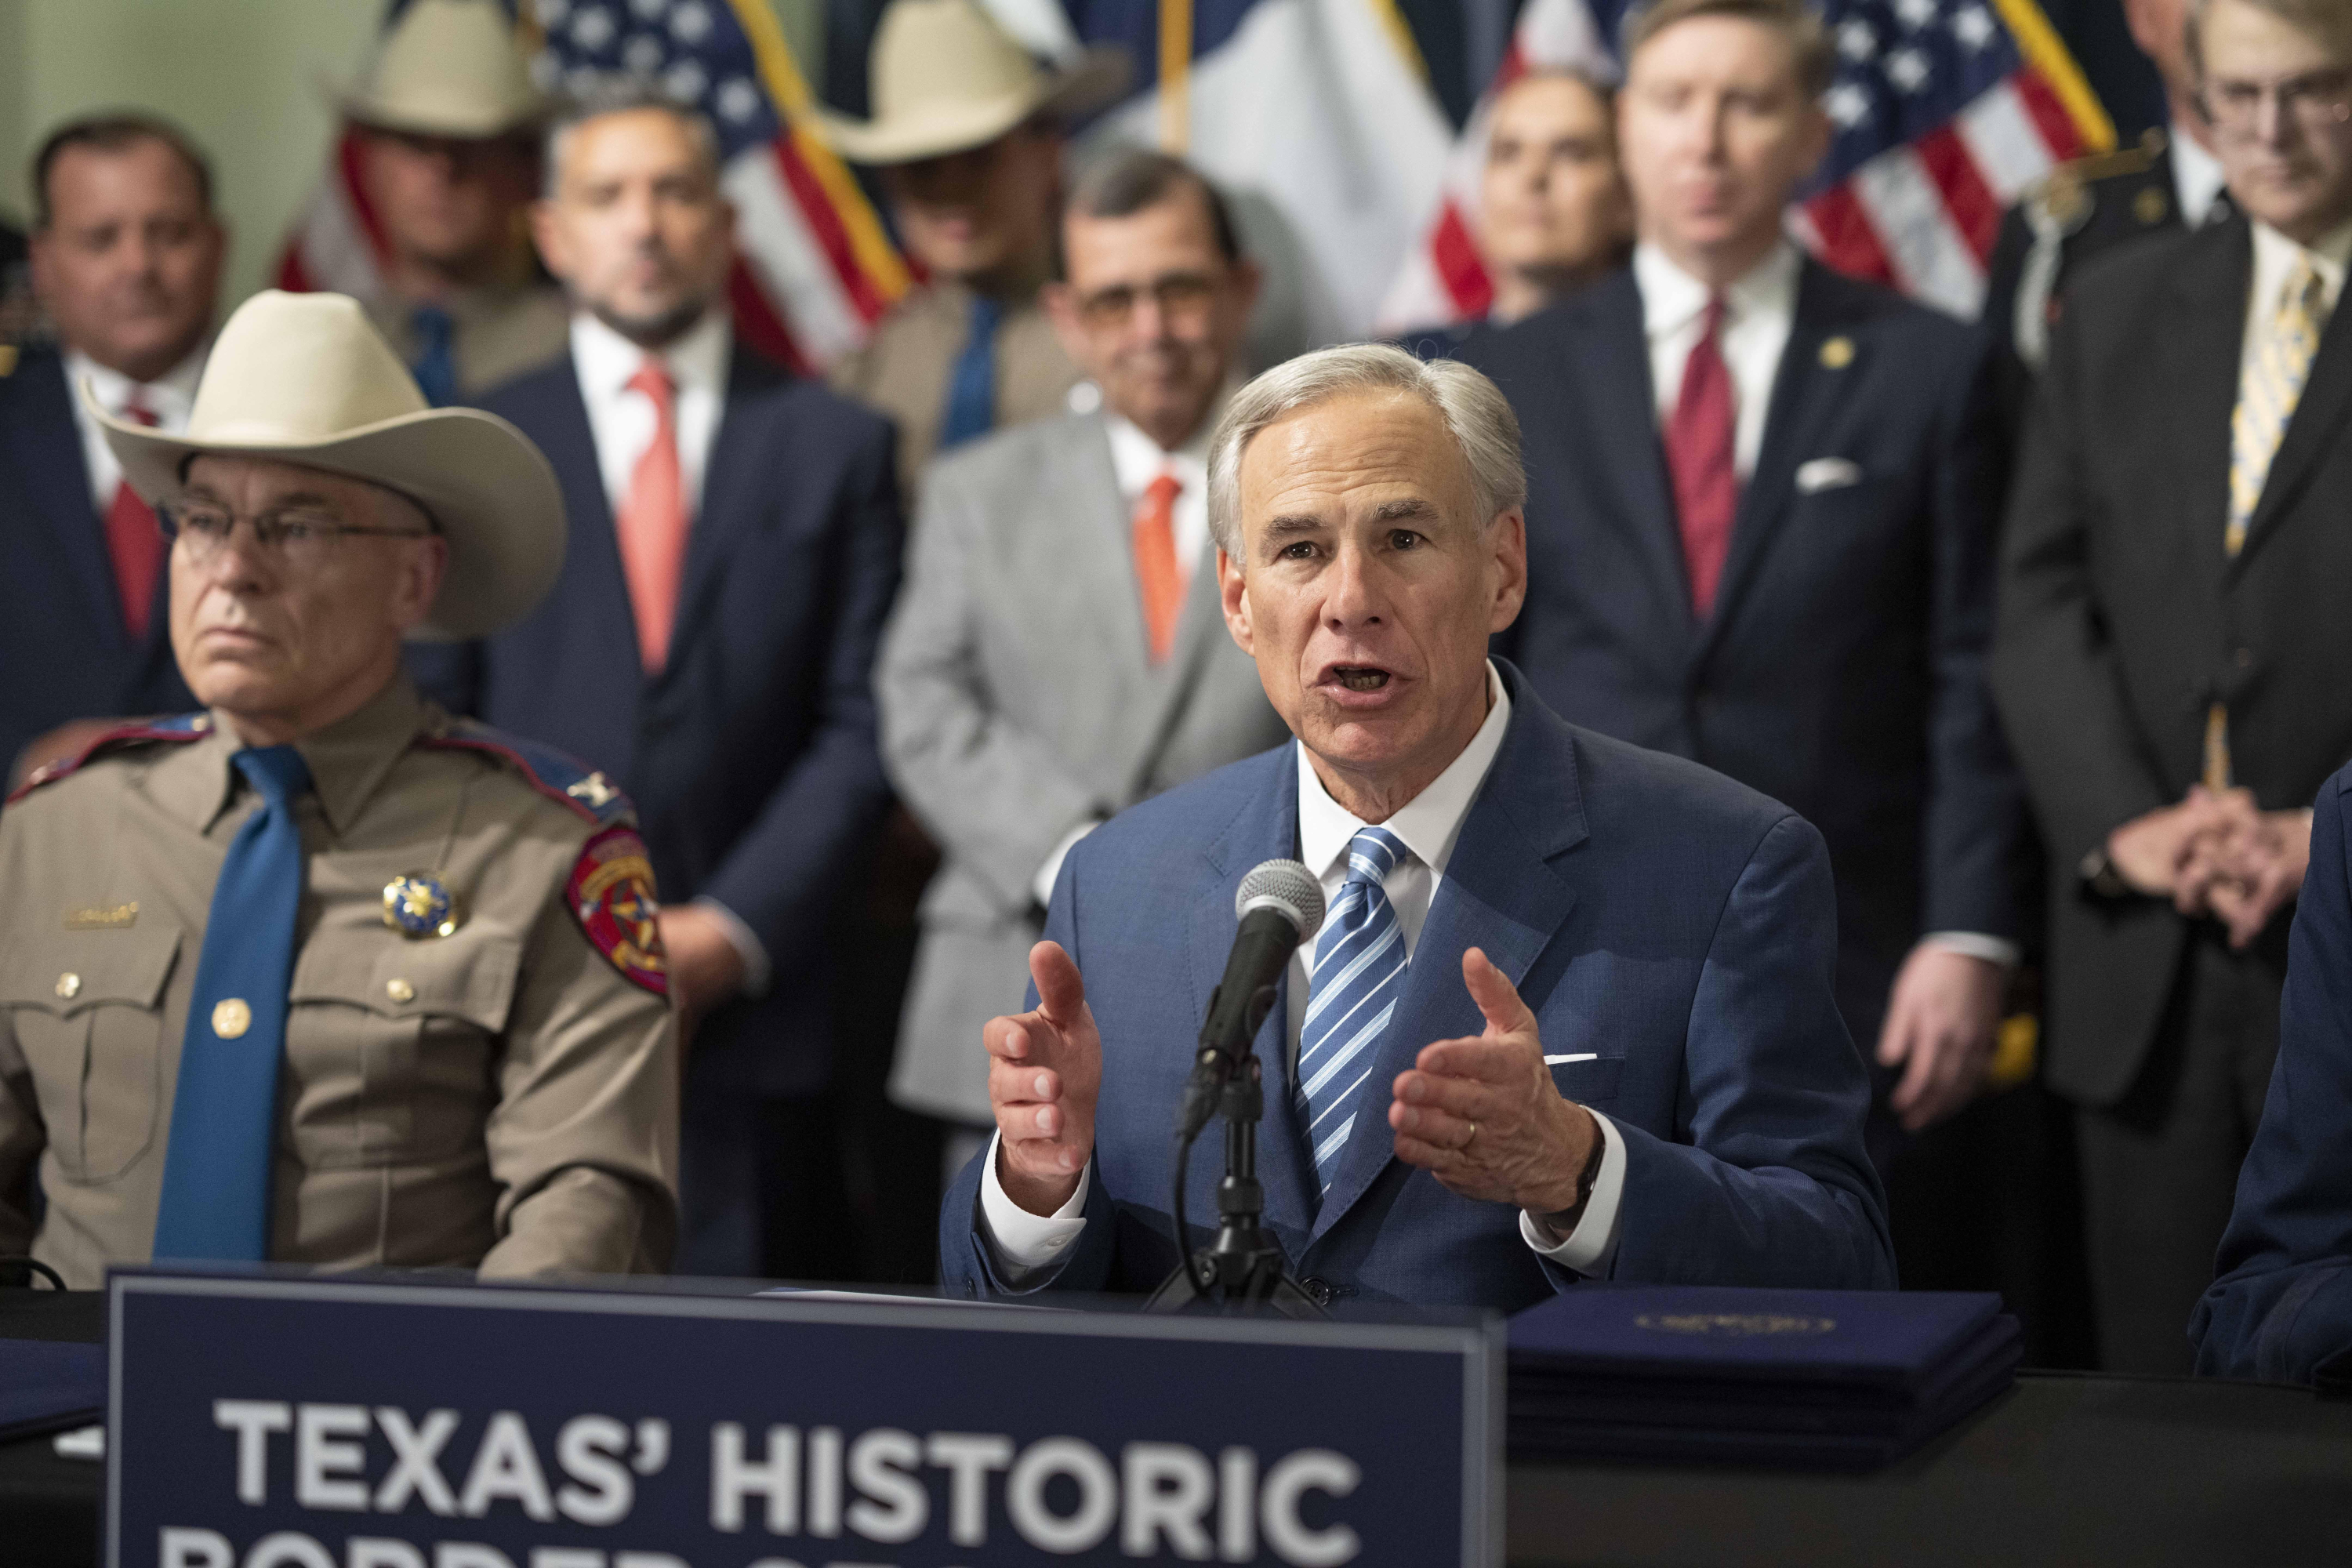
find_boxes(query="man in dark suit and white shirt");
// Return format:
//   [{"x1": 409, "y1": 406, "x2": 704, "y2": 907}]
[
  {"x1": 879, "y1": 150, "x2": 1291, "y2": 1177},
  {"x1": 942, "y1": 344, "x2": 1891, "y2": 1305},
  {"x1": 2, "y1": 114, "x2": 221, "y2": 782},
  {"x1": 1994, "y1": 0, "x2": 2352, "y2": 1372},
  {"x1": 408, "y1": 93, "x2": 902, "y2": 1279},
  {"x1": 1457, "y1": 0, "x2": 2023, "y2": 1152}
]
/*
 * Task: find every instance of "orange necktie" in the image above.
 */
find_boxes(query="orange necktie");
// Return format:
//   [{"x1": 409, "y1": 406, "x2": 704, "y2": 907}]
[
  {"x1": 1133, "y1": 472, "x2": 1185, "y2": 665},
  {"x1": 617, "y1": 359, "x2": 688, "y2": 674},
  {"x1": 105, "y1": 394, "x2": 164, "y2": 640}
]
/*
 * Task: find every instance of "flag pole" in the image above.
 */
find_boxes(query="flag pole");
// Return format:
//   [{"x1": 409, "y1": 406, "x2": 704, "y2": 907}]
[{"x1": 1159, "y1": 0, "x2": 1192, "y2": 152}]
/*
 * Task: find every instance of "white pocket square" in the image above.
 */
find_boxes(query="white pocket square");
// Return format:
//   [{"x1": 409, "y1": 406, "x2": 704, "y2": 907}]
[
  {"x1": 1544, "y1": 1053, "x2": 1599, "y2": 1065},
  {"x1": 1795, "y1": 456, "x2": 1863, "y2": 493}
]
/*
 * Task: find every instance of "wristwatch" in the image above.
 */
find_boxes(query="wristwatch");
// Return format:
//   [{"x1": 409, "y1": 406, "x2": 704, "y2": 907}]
[
  {"x1": 1541, "y1": 1120, "x2": 1611, "y2": 1236},
  {"x1": 2078, "y1": 844, "x2": 2136, "y2": 901}
]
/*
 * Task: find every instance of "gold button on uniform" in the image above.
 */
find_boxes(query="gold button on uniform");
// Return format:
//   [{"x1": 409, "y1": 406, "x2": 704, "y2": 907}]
[
  {"x1": 212, "y1": 998, "x2": 252, "y2": 1040},
  {"x1": 55, "y1": 972, "x2": 81, "y2": 1000},
  {"x1": 1820, "y1": 336, "x2": 1856, "y2": 370},
  {"x1": 386, "y1": 978, "x2": 416, "y2": 1004}
]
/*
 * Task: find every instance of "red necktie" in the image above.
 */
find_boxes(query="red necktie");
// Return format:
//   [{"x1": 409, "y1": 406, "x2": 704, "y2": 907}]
[
  {"x1": 1133, "y1": 473, "x2": 1185, "y2": 664},
  {"x1": 105, "y1": 395, "x2": 165, "y2": 640},
  {"x1": 1664, "y1": 296, "x2": 1738, "y2": 617},
  {"x1": 617, "y1": 359, "x2": 688, "y2": 674}
]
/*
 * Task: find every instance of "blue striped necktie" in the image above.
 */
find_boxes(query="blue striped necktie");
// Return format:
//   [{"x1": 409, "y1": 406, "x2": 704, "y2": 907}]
[
  {"x1": 938, "y1": 292, "x2": 1002, "y2": 451},
  {"x1": 153, "y1": 746, "x2": 313, "y2": 1262},
  {"x1": 1297, "y1": 826, "x2": 1410, "y2": 1198}
]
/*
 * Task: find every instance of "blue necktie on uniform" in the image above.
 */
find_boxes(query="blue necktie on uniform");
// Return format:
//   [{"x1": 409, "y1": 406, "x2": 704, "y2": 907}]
[
  {"x1": 153, "y1": 746, "x2": 313, "y2": 1262},
  {"x1": 409, "y1": 303, "x2": 457, "y2": 408},
  {"x1": 1296, "y1": 826, "x2": 1410, "y2": 1198},
  {"x1": 937, "y1": 292, "x2": 1002, "y2": 450}
]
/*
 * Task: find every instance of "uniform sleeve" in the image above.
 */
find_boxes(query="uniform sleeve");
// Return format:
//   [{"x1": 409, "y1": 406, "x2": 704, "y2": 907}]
[{"x1": 477, "y1": 826, "x2": 681, "y2": 1279}]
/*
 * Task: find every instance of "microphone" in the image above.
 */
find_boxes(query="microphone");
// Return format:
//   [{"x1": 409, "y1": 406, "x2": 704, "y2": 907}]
[{"x1": 1178, "y1": 860, "x2": 1326, "y2": 1140}]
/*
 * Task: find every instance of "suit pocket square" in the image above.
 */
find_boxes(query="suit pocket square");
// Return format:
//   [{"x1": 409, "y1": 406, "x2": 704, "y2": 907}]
[{"x1": 1795, "y1": 457, "x2": 1863, "y2": 493}]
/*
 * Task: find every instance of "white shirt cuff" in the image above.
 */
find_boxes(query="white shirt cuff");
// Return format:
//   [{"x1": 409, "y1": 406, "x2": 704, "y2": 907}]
[
  {"x1": 1032, "y1": 821, "x2": 1099, "y2": 909},
  {"x1": 1519, "y1": 1110, "x2": 1627, "y2": 1277},
  {"x1": 977, "y1": 1129, "x2": 1091, "y2": 1287},
  {"x1": 1921, "y1": 931, "x2": 2021, "y2": 970},
  {"x1": 692, "y1": 895, "x2": 772, "y2": 999}
]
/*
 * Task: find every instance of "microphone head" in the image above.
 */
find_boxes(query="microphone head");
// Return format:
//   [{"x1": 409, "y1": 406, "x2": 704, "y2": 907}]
[{"x1": 1236, "y1": 858, "x2": 1325, "y2": 942}]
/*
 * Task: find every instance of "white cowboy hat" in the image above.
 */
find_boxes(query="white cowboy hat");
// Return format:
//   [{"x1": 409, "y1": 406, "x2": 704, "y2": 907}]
[
  {"x1": 86, "y1": 290, "x2": 564, "y2": 642},
  {"x1": 812, "y1": 0, "x2": 1131, "y2": 165},
  {"x1": 336, "y1": 0, "x2": 548, "y2": 140}
]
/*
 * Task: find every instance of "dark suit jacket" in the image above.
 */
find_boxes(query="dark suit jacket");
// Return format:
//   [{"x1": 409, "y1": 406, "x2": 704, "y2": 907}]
[
  {"x1": 938, "y1": 663, "x2": 1895, "y2": 1308},
  {"x1": 409, "y1": 343, "x2": 902, "y2": 1095},
  {"x1": 1457, "y1": 262, "x2": 2022, "y2": 1045},
  {"x1": 0, "y1": 348, "x2": 191, "y2": 773},
  {"x1": 2194, "y1": 762, "x2": 2352, "y2": 1385},
  {"x1": 1992, "y1": 216, "x2": 2352, "y2": 1105}
]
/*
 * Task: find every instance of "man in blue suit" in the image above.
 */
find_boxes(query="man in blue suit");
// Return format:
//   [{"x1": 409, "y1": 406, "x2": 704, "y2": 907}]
[
  {"x1": 409, "y1": 93, "x2": 901, "y2": 1279},
  {"x1": 2, "y1": 114, "x2": 220, "y2": 782},
  {"x1": 938, "y1": 343, "x2": 1892, "y2": 1307},
  {"x1": 2194, "y1": 762, "x2": 2352, "y2": 1385}
]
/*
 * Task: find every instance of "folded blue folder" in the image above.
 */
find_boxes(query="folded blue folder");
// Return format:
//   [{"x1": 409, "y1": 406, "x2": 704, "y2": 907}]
[
  {"x1": 1506, "y1": 1285, "x2": 2020, "y2": 1470},
  {"x1": 0, "y1": 1338, "x2": 106, "y2": 1443}
]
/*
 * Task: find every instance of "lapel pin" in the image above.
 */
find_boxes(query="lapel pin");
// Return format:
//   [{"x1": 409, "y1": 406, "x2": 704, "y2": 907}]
[
  {"x1": 1820, "y1": 336, "x2": 1856, "y2": 370},
  {"x1": 383, "y1": 873, "x2": 462, "y2": 938}
]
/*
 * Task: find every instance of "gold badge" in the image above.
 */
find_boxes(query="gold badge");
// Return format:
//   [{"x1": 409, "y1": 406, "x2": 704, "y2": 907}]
[
  {"x1": 212, "y1": 998, "x2": 252, "y2": 1040},
  {"x1": 55, "y1": 973, "x2": 82, "y2": 1000},
  {"x1": 64, "y1": 902, "x2": 138, "y2": 931},
  {"x1": 1820, "y1": 336, "x2": 1856, "y2": 370},
  {"x1": 2135, "y1": 186, "x2": 2170, "y2": 226},
  {"x1": 383, "y1": 873, "x2": 461, "y2": 938}
]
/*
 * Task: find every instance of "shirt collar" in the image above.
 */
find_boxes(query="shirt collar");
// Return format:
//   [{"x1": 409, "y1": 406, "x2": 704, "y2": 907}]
[
  {"x1": 570, "y1": 307, "x2": 732, "y2": 400},
  {"x1": 2249, "y1": 216, "x2": 2352, "y2": 310},
  {"x1": 1633, "y1": 238, "x2": 1802, "y2": 340},
  {"x1": 2170, "y1": 125, "x2": 2227, "y2": 228},
  {"x1": 150, "y1": 673, "x2": 430, "y2": 837},
  {"x1": 1297, "y1": 662, "x2": 1512, "y2": 882},
  {"x1": 64, "y1": 341, "x2": 206, "y2": 423},
  {"x1": 1102, "y1": 408, "x2": 1214, "y2": 499}
]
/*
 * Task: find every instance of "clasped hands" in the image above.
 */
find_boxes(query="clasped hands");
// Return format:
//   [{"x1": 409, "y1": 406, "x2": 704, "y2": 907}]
[
  {"x1": 2108, "y1": 785, "x2": 2312, "y2": 949},
  {"x1": 987, "y1": 940, "x2": 1600, "y2": 1224}
]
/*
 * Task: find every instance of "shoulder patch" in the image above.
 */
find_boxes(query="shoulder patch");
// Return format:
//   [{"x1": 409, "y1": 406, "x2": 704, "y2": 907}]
[
  {"x1": 5, "y1": 713, "x2": 212, "y2": 804},
  {"x1": 568, "y1": 825, "x2": 668, "y2": 996},
  {"x1": 423, "y1": 720, "x2": 636, "y2": 826}
]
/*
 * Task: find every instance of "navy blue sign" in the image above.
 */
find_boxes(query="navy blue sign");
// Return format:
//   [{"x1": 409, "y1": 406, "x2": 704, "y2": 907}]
[{"x1": 107, "y1": 1270, "x2": 1498, "y2": 1568}]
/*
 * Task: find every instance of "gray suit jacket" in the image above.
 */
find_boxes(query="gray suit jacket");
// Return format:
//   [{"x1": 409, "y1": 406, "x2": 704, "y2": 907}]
[{"x1": 878, "y1": 411, "x2": 1290, "y2": 1123}]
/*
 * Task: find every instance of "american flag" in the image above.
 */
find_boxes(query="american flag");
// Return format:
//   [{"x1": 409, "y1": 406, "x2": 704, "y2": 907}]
[
  {"x1": 277, "y1": 0, "x2": 909, "y2": 375},
  {"x1": 1378, "y1": 0, "x2": 2116, "y2": 329}
]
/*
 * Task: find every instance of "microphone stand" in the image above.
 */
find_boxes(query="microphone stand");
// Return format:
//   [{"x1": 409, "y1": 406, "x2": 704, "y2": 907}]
[{"x1": 1145, "y1": 979, "x2": 1327, "y2": 1319}]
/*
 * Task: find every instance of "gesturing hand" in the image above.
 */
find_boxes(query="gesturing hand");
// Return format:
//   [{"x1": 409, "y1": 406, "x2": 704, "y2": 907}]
[
  {"x1": 985, "y1": 941, "x2": 1103, "y2": 1217},
  {"x1": 1387, "y1": 948, "x2": 1599, "y2": 1215}
]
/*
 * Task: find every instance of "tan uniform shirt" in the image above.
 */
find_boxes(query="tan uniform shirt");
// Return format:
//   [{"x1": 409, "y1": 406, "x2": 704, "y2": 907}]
[
  {"x1": 367, "y1": 278, "x2": 571, "y2": 401},
  {"x1": 0, "y1": 677, "x2": 679, "y2": 1287},
  {"x1": 829, "y1": 280, "x2": 1083, "y2": 503}
]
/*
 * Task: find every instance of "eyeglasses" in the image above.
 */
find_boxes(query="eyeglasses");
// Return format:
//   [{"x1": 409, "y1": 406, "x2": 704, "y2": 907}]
[
  {"x1": 2201, "y1": 68, "x2": 2352, "y2": 135},
  {"x1": 162, "y1": 503, "x2": 431, "y2": 567},
  {"x1": 1075, "y1": 273, "x2": 1222, "y2": 330}
]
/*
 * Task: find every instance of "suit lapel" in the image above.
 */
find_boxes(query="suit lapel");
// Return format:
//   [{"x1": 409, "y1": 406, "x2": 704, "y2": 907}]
[
  {"x1": 1698, "y1": 261, "x2": 1853, "y2": 666},
  {"x1": 9, "y1": 356, "x2": 122, "y2": 644},
  {"x1": 537, "y1": 361, "x2": 643, "y2": 673},
  {"x1": 1120, "y1": 534, "x2": 1229, "y2": 798},
  {"x1": 666, "y1": 347, "x2": 782, "y2": 679},
  {"x1": 1187, "y1": 745, "x2": 1317, "y2": 1237},
  {"x1": 1565, "y1": 274, "x2": 1694, "y2": 641},
  {"x1": 2161, "y1": 223, "x2": 2251, "y2": 598},
  {"x1": 2235, "y1": 238, "x2": 2352, "y2": 571},
  {"x1": 1308, "y1": 681, "x2": 1586, "y2": 1246}
]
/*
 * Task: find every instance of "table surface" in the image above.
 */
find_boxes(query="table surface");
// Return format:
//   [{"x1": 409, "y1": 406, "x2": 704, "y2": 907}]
[{"x1": 8, "y1": 1291, "x2": 2351, "y2": 1568}]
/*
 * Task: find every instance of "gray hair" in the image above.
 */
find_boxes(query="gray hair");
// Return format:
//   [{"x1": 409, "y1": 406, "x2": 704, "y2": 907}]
[
  {"x1": 1206, "y1": 343, "x2": 1528, "y2": 560},
  {"x1": 543, "y1": 82, "x2": 722, "y2": 199}
]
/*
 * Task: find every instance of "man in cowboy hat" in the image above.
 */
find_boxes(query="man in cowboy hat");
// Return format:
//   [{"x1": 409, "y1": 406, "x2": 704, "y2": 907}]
[
  {"x1": 0, "y1": 290, "x2": 678, "y2": 1287},
  {"x1": 819, "y1": 0, "x2": 1131, "y2": 499},
  {"x1": 330, "y1": 0, "x2": 566, "y2": 403}
]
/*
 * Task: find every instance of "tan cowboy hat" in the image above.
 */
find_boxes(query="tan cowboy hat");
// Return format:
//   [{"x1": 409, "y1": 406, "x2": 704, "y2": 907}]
[
  {"x1": 86, "y1": 290, "x2": 564, "y2": 642},
  {"x1": 336, "y1": 0, "x2": 548, "y2": 140},
  {"x1": 812, "y1": 0, "x2": 1131, "y2": 165}
]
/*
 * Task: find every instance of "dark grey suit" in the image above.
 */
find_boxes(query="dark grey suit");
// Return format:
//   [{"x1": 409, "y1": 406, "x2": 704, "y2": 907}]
[{"x1": 877, "y1": 411, "x2": 1290, "y2": 1127}]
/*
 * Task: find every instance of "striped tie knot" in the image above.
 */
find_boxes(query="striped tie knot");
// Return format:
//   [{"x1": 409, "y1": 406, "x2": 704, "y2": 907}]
[
  {"x1": 1297, "y1": 825, "x2": 1412, "y2": 1200},
  {"x1": 1341, "y1": 824, "x2": 1406, "y2": 890}
]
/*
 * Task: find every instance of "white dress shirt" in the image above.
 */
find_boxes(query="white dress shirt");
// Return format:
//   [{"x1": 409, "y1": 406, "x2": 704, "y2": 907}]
[
  {"x1": 64, "y1": 347, "x2": 204, "y2": 514},
  {"x1": 2172, "y1": 125, "x2": 2227, "y2": 230},
  {"x1": 1027, "y1": 412, "x2": 1218, "y2": 907},
  {"x1": 983, "y1": 662, "x2": 1631, "y2": 1286},
  {"x1": 1635, "y1": 242, "x2": 2019, "y2": 974},
  {"x1": 572, "y1": 309, "x2": 770, "y2": 993},
  {"x1": 570, "y1": 308, "x2": 729, "y2": 524}
]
